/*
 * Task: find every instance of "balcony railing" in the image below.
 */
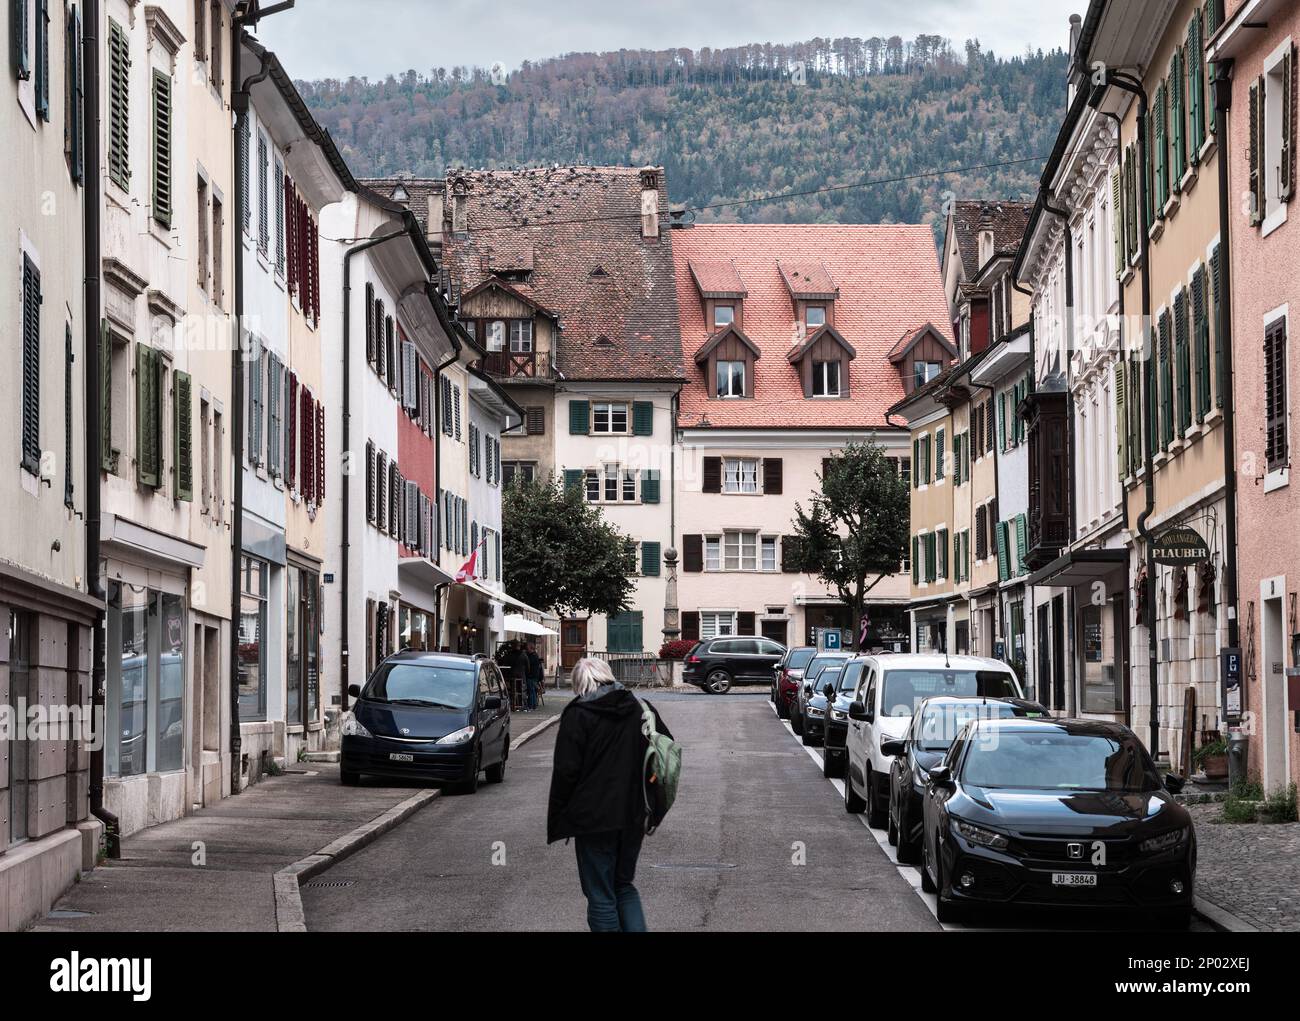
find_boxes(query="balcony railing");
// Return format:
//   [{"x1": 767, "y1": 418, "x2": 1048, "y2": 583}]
[{"x1": 484, "y1": 350, "x2": 543, "y2": 378}]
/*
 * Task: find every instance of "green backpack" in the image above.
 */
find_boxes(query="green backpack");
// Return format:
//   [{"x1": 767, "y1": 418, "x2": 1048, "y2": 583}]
[{"x1": 639, "y1": 699, "x2": 681, "y2": 834}]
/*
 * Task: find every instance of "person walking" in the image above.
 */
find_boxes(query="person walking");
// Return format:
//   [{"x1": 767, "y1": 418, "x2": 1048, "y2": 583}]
[
  {"x1": 525, "y1": 641, "x2": 543, "y2": 711},
  {"x1": 547, "y1": 657, "x2": 671, "y2": 932}
]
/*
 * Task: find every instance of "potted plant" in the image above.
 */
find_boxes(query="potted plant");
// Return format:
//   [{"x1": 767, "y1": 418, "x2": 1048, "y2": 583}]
[{"x1": 1193, "y1": 735, "x2": 1229, "y2": 781}]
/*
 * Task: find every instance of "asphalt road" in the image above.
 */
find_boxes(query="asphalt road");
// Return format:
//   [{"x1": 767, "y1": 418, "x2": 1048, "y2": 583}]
[{"x1": 302, "y1": 688, "x2": 1212, "y2": 932}]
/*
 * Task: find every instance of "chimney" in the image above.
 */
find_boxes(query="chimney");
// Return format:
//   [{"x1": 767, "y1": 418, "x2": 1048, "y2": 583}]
[
  {"x1": 639, "y1": 167, "x2": 660, "y2": 238},
  {"x1": 450, "y1": 177, "x2": 468, "y2": 234}
]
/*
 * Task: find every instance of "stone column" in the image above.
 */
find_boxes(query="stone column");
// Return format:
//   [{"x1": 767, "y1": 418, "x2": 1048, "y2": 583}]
[{"x1": 661, "y1": 547, "x2": 680, "y2": 644}]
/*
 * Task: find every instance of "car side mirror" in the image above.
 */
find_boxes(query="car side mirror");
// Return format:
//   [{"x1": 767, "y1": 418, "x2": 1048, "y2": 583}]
[
  {"x1": 483, "y1": 695, "x2": 503, "y2": 712},
  {"x1": 928, "y1": 765, "x2": 953, "y2": 788},
  {"x1": 880, "y1": 739, "x2": 905, "y2": 757},
  {"x1": 848, "y1": 701, "x2": 868, "y2": 721},
  {"x1": 347, "y1": 684, "x2": 362, "y2": 699},
  {"x1": 822, "y1": 682, "x2": 835, "y2": 698},
  {"x1": 1163, "y1": 772, "x2": 1186, "y2": 794}
]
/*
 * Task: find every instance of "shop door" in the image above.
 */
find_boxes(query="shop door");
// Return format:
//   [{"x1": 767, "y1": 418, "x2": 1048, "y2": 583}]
[{"x1": 561, "y1": 618, "x2": 587, "y2": 670}]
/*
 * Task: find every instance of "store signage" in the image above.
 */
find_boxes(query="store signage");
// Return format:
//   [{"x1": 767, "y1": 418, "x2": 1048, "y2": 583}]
[{"x1": 1151, "y1": 525, "x2": 1210, "y2": 565}]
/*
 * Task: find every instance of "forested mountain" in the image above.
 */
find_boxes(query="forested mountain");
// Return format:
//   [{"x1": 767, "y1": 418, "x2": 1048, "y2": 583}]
[{"x1": 296, "y1": 35, "x2": 1068, "y2": 232}]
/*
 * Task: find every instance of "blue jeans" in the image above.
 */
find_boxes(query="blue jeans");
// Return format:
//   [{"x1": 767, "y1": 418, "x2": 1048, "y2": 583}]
[
  {"x1": 574, "y1": 828, "x2": 647, "y2": 932},
  {"x1": 526, "y1": 676, "x2": 538, "y2": 710}
]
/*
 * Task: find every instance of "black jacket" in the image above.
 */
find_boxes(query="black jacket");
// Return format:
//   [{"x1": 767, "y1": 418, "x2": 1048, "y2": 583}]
[{"x1": 546, "y1": 684, "x2": 671, "y2": 843}]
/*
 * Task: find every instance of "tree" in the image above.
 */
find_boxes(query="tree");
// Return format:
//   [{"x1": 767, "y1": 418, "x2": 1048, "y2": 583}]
[
  {"x1": 789, "y1": 440, "x2": 909, "y2": 648},
  {"x1": 502, "y1": 475, "x2": 637, "y2": 618}
]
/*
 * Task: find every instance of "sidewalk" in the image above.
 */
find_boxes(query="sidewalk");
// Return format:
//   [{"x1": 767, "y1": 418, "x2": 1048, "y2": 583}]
[
  {"x1": 1188, "y1": 802, "x2": 1300, "y2": 931},
  {"x1": 34, "y1": 697, "x2": 572, "y2": 933}
]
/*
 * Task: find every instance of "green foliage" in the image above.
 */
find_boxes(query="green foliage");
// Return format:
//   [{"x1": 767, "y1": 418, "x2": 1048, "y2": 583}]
[
  {"x1": 1261, "y1": 783, "x2": 1298, "y2": 823},
  {"x1": 502, "y1": 474, "x2": 637, "y2": 618},
  {"x1": 789, "y1": 440, "x2": 909, "y2": 642},
  {"x1": 296, "y1": 36, "x2": 1067, "y2": 236}
]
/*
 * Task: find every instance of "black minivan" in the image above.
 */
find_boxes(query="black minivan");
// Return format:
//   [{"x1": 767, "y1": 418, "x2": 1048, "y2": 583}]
[{"x1": 341, "y1": 651, "x2": 511, "y2": 793}]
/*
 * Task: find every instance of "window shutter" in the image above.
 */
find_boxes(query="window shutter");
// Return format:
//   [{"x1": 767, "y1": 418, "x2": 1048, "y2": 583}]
[
  {"x1": 21, "y1": 254, "x2": 42, "y2": 475},
  {"x1": 911, "y1": 536, "x2": 919, "y2": 584},
  {"x1": 1143, "y1": 109, "x2": 1156, "y2": 230},
  {"x1": 737, "y1": 611, "x2": 756, "y2": 635},
  {"x1": 935, "y1": 428, "x2": 946, "y2": 479},
  {"x1": 366, "y1": 441, "x2": 376, "y2": 523},
  {"x1": 68, "y1": 4, "x2": 84, "y2": 181},
  {"x1": 995, "y1": 521, "x2": 1009, "y2": 582},
  {"x1": 525, "y1": 406, "x2": 544, "y2": 435},
  {"x1": 1187, "y1": 15, "x2": 1204, "y2": 161},
  {"x1": 632, "y1": 400, "x2": 653, "y2": 436},
  {"x1": 1192, "y1": 267, "x2": 1210, "y2": 420},
  {"x1": 997, "y1": 395, "x2": 1007, "y2": 451},
  {"x1": 1015, "y1": 514, "x2": 1028, "y2": 574},
  {"x1": 1265, "y1": 320, "x2": 1289, "y2": 471},
  {"x1": 136, "y1": 344, "x2": 160, "y2": 487},
  {"x1": 1171, "y1": 49, "x2": 1185, "y2": 188},
  {"x1": 562, "y1": 468, "x2": 583, "y2": 493},
  {"x1": 174, "y1": 370, "x2": 193, "y2": 501},
  {"x1": 385, "y1": 316, "x2": 396, "y2": 391},
  {"x1": 762, "y1": 457, "x2": 783, "y2": 495},
  {"x1": 641, "y1": 469, "x2": 660, "y2": 504},
  {"x1": 937, "y1": 528, "x2": 948, "y2": 579},
  {"x1": 1282, "y1": 45, "x2": 1296, "y2": 202},
  {"x1": 1210, "y1": 245, "x2": 1225, "y2": 409},
  {"x1": 1158, "y1": 311, "x2": 1174, "y2": 448},
  {"x1": 1249, "y1": 77, "x2": 1264, "y2": 225},
  {"x1": 641, "y1": 541, "x2": 661, "y2": 577},
  {"x1": 683, "y1": 533, "x2": 703, "y2": 573},
  {"x1": 11, "y1": 0, "x2": 30, "y2": 79},
  {"x1": 364, "y1": 283, "x2": 375, "y2": 363},
  {"x1": 702, "y1": 456, "x2": 722, "y2": 493},
  {"x1": 316, "y1": 402, "x2": 325, "y2": 500},
  {"x1": 100, "y1": 318, "x2": 113, "y2": 470},
  {"x1": 453, "y1": 383, "x2": 462, "y2": 439},
  {"x1": 1111, "y1": 168, "x2": 1124, "y2": 275},
  {"x1": 151, "y1": 70, "x2": 172, "y2": 227},
  {"x1": 285, "y1": 373, "x2": 297, "y2": 489},
  {"x1": 1154, "y1": 80, "x2": 1168, "y2": 209},
  {"x1": 299, "y1": 386, "x2": 311, "y2": 500},
  {"x1": 568, "y1": 398, "x2": 589, "y2": 434},
  {"x1": 238, "y1": 114, "x2": 250, "y2": 232},
  {"x1": 911, "y1": 438, "x2": 919, "y2": 488},
  {"x1": 402, "y1": 340, "x2": 417, "y2": 410},
  {"x1": 681, "y1": 612, "x2": 700, "y2": 642},
  {"x1": 107, "y1": 19, "x2": 130, "y2": 189},
  {"x1": 1175, "y1": 289, "x2": 1191, "y2": 435},
  {"x1": 1115, "y1": 359, "x2": 1128, "y2": 481},
  {"x1": 285, "y1": 175, "x2": 298, "y2": 293},
  {"x1": 35, "y1": 0, "x2": 48, "y2": 119}
]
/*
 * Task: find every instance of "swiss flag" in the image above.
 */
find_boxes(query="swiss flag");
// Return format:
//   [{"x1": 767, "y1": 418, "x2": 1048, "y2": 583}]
[{"x1": 455, "y1": 549, "x2": 478, "y2": 584}]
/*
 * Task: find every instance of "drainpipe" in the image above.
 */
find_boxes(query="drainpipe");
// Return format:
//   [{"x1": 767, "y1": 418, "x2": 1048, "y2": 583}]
[
  {"x1": 1212, "y1": 61, "x2": 1241, "y2": 664},
  {"x1": 1107, "y1": 71, "x2": 1159, "y2": 759},
  {"x1": 339, "y1": 229, "x2": 409, "y2": 710},
  {"x1": 969, "y1": 374, "x2": 1004, "y2": 660},
  {"x1": 431, "y1": 301, "x2": 465, "y2": 655},
  {"x1": 83, "y1": 0, "x2": 118, "y2": 859},
  {"x1": 228, "y1": 22, "x2": 273, "y2": 795}
]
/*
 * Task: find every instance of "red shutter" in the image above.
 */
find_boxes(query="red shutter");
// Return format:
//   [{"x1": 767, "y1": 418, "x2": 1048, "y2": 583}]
[
  {"x1": 286, "y1": 371, "x2": 298, "y2": 490},
  {"x1": 300, "y1": 387, "x2": 313, "y2": 503},
  {"x1": 309, "y1": 214, "x2": 320, "y2": 323},
  {"x1": 316, "y1": 400, "x2": 325, "y2": 500}
]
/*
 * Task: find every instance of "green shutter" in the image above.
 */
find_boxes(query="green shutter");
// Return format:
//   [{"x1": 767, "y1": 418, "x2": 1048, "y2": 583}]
[
  {"x1": 68, "y1": 4, "x2": 84, "y2": 182},
  {"x1": 1112, "y1": 168, "x2": 1124, "y2": 276},
  {"x1": 1170, "y1": 50, "x2": 1185, "y2": 189},
  {"x1": 996, "y1": 521, "x2": 1010, "y2": 582},
  {"x1": 1175, "y1": 290, "x2": 1191, "y2": 435},
  {"x1": 912, "y1": 536, "x2": 919, "y2": 585},
  {"x1": 35, "y1": 0, "x2": 48, "y2": 119},
  {"x1": 912, "y1": 438, "x2": 920, "y2": 488},
  {"x1": 632, "y1": 400, "x2": 653, "y2": 436},
  {"x1": 1193, "y1": 267, "x2": 1210, "y2": 419},
  {"x1": 11, "y1": 0, "x2": 30, "y2": 79},
  {"x1": 640, "y1": 469, "x2": 660, "y2": 504},
  {"x1": 997, "y1": 393, "x2": 1007, "y2": 450},
  {"x1": 1155, "y1": 80, "x2": 1168, "y2": 210},
  {"x1": 563, "y1": 468, "x2": 583, "y2": 492},
  {"x1": 174, "y1": 370, "x2": 193, "y2": 500},
  {"x1": 1188, "y1": 15, "x2": 1204, "y2": 160},
  {"x1": 151, "y1": 70, "x2": 172, "y2": 227},
  {"x1": 1015, "y1": 514, "x2": 1028, "y2": 575},
  {"x1": 100, "y1": 318, "x2": 113, "y2": 471},
  {"x1": 641, "y1": 541, "x2": 661, "y2": 577},
  {"x1": 568, "y1": 399, "x2": 589, "y2": 434},
  {"x1": 1211, "y1": 245, "x2": 1224, "y2": 408},
  {"x1": 107, "y1": 18, "x2": 130, "y2": 189},
  {"x1": 1115, "y1": 359, "x2": 1128, "y2": 480},
  {"x1": 937, "y1": 528, "x2": 948, "y2": 579},
  {"x1": 136, "y1": 344, "x2": 160, "y2": 487},
  {"x1": 1159, "y1": 312, "x2": 1174, "y2": 448}
]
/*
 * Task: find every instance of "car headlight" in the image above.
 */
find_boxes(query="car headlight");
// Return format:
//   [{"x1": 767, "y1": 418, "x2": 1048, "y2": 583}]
[
  {"x1": 1139, "y1": 826, "x2": 1189, "y2": 854},
  {"x1": 436, "y1": 725, "x2": 476, "y2": 745},
  {"x1": 341, "y1": 714, "x2": 371, "y2": 738},
  {"x1": 953, "y1": 819, "x2": 1010, "y2": 850},
  {"x1": 831, "y1": 709, "x2": 848, "y2": 721},
  {"x1": 807, "y1": 706, "x2": 825, "y2": 718}
]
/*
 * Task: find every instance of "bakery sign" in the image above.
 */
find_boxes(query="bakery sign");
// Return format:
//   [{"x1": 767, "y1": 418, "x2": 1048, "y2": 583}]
[{"x1": 1151, "y1": 525, "x2": 1210, "y2": 566}]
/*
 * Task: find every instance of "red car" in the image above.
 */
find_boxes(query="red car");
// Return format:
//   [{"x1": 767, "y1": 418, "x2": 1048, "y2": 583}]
[{"x1": 771, "y1": 646, "x2": 816, "y2": 719}]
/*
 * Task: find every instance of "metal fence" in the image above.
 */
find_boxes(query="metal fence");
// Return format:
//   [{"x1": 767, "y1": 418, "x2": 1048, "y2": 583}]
[{"x1": 585, "y1": 651, "x2": 673, "y2": 688}]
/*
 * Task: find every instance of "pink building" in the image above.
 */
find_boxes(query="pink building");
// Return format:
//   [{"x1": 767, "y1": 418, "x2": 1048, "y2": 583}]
[{"x1": 1212, "y1": 0, "x2": 1299, "y2": 796}]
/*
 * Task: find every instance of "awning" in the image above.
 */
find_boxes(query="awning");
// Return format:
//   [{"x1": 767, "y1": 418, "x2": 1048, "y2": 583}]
[
  {"x1": 503, "y1": 613, "x2": 559, "y2": 637},
  {"x1": 397, "y1": 557, "x2": 457, "y2": 587},
  {"x1": 1026, "y1": 548, "x2": 1128, "y2": 588}
]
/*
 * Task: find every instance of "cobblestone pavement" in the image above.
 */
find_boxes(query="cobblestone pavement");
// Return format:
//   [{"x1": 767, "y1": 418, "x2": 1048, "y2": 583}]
[{"x1": 1189, "y1": 802, "x2": 1300, "y2": 931}]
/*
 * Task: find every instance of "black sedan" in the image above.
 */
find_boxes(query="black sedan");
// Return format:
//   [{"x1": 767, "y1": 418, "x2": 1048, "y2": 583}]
[
  {"x1": 820, "y1": 659, "x2": 866, "y2": 777},
  {"x1": 920, "y1": 717, "x2": 1195, "y2": 926},
  {"x1": 799, "y1": 662, "x2": 849, "y2": 748},
  {"x1": 883, "y1": 695, "x2": 1047, "y2": 864},
  {"x1": 341, "y1": 651, "x2": 511, "y2": 794},
  {"x1": 791, "y1": 652, "x2": 853, "y2": 736}
]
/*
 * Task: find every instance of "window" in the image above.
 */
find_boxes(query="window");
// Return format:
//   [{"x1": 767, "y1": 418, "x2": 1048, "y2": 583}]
[
  {"x1": 723, "y1": 530, "x2": 759, "y2": 571},
  {"x1": 237, "y1": 557, "x2": 268, "y2": 721},
  {"x1": 812, "y1": 359, "x2": 840, "y2": 397},
  {"x1": 806, "y1": 305, "x2": 826, "y2": 328},
  {"x1": 913, "y1": 360, "x2": 941, "y2": 389},
  {"x1": 6, "y1": 611, "x2": 32, "y2": 845},
  {"x1": 592, "y1": 401, "x2": 628, "y2": 434},
  {"x1": 286, "y1": 566, "x2": 320, "y2": 727},
  {"x1": 713, "y1": 305, "x2": 734, "y2": 329},
  {"x1": 700, "y1": 611, "x2": 736, "y2": 639},
  {"x1": 761, "y1": 536, "x2": 778, "y2": 572},
  {"x1": 485, "y1": 320, "x2": 505, "y2": 351},
  {"x1": 603, "y1": 464, "x2": 619, "y2": 502},
  {"x1": 723, "y1": 457, "x2": 759, "y2": 494},
  {"x1": 622, "y1": 469, "x2": 636, "y2": 502},
  {"x1": 1250, "y1": 43, "x2": 1296, "y2": 230},
  {"x1": 509, "y1": 319, "x2": 533, "y2": 352},
  {"x1": 503, "y1": 460, "x2": 535, "y2": 485},
  {"x1": 1265, "y1": 316, "x2": 1289, "y2": 472},
  {"x1": 716, "y1": 359, "x2": 745, "y2": 398},
  {"x1": 584, "y1": 470, "x2": 600, "y2": 503},
  {"x1": 106, "y1": 586, "x2": 186, "y2": 776}
]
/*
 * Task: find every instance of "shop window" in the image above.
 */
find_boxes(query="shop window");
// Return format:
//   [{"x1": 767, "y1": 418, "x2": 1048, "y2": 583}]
[
  {"x1": 106, "y1": 585, "x2": 187, "y2": 776},
  {"x1": 238, "y1": 556, "x2": 269, "y2": 721}
]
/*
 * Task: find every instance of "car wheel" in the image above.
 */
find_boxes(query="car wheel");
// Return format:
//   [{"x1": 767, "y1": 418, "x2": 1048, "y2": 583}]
[
  {"x1": 887, "y1": 798, "x2": 899, "y2": 846},
  {"x1": 777, "y1": 698, "x2": 789, "y2": 720},
  {"x1": 485, "y1": 746, "x2": 507, "y2": 784},
  {"x1": 865, "y1": 766, "x2": 887, "y2": 829},
  {"x1": 800, "y1": 726, "x2": 813, "y2": 747},
  {"x1": 822, "y1": 750, "x2": 835, "y2": 778},
  {"x1": 340, "y1": 769, "x2": 360, "y2": 787},
  {"x1": 456, "y1": 750, "x2": 481, "y2": 795},
  {"x1": 844, "y1": 771, "x2": 866, "y2": 814},
  {"x1": 791, "y1": 710, "x2": 803, "y2": 735},
  {"x1": 920, "y1": 837, "x2": 937, "y2": 893},
  {"x1": 824, "y1": 750, "x2": 845, "y2": 779},
  {"x1": 706, "y1": 669, "x2": 732, "y2": 694}
]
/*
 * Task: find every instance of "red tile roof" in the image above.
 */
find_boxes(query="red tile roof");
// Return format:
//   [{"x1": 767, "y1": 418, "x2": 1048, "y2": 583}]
[
  {"x1": 950, "y1": 200, "x2": 1033, "y2": 279},
  {"x1": 674, "y1": 224, "x2": 952, "y2": 429}
]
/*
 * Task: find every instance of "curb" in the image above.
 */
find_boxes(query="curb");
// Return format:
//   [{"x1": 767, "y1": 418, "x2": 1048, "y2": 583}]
[
  {"x1": 275, "y1": 711, "x2": 563, "y2": 932},
  {"x1": 1193, "y1": 895, "x2": 1259, "y2": 933}
]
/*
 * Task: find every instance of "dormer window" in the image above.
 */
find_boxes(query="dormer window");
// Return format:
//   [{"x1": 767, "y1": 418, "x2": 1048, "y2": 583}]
[
  {"x1": 811, "y1": 360, "x2": 840, "y2": 397},
  {"x1": 717, "y1": 360, "x2": 746, "y2": 398},
  {"x1": 509, "y1": 320, "x2": 532, "y2": 353},
  {"x1": 806, "y1": 305, "x2": 827, "y2": 329},
  {"x1": 714, "y1": 304, "x2": 735, "y2": 329},
  {"x1": 914, "y1": 360, "x2": 942, "y2": 389}
]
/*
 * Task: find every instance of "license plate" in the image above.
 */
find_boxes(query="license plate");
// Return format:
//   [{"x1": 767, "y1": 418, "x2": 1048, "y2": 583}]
[
  {"x1": 1051, "y1": 872, "x2": 1097, "y2": 887},
  {"x1": 388, "y1": 752, "x2": 414, "y2": 762}
]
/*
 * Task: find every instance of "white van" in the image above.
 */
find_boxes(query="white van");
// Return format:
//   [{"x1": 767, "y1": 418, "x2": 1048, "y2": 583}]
[{"x1": 842, "y1": 654, "x2": 1023, "y2": 827}]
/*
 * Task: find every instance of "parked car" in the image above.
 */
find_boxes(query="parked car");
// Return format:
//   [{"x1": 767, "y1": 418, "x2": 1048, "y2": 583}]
[
  {"x1": 683, "y1": 635, "x2": 786, "y2": 694},
  {"x1": 790, "y1": 651, "x2": 854, "y2": 736},
  {"x1": 821, "y1": 658, "x2": 867, "y2": 777},
  {"x1": 772, "y1": 646, "x2": 816, "y2": 718},
  {"x1": 920, "y1": 717, "x2": 1195, "y2": 926},
  {"x1": 843, "y1": 654, "x2": 1023, "y2": 828},
  {"x1": 800, "y1": 661, "x2": 850, "y2": 748},
  {"x1": 884, "y1": 695, "x2": 1047, "y2": 864},
  {"x1": 340, "y1": 651, "x2": 511, "y2": 793}
]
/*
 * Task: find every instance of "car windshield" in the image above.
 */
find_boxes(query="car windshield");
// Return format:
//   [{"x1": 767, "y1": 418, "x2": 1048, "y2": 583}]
[
  {"x1": 880, "y1": 669, "x2": 1021, "y2": 717},
  {"x1": 787, "y1": 648, "x2": 816, "y2": 670},
  {"x1": 960, "y1": 731, "x2": 1162, "y2": 792},
  {"x1": 365, "y1": 663, "x2": 477, "y2": 710},
  {"x1": 815, "y1": 665, "x2": 845, "y2": 690},
  {"x1": 836, "y1": 667, "x2": 861, "y2": 693},
  {"x1": 917, "y1": 702, "x2": 1025, "y2": 750}
]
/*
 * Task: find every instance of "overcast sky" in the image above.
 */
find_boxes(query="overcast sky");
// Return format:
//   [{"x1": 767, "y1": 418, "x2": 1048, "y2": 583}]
[{"x1": 256, "y1": 0, "x2": 1083, "y2": 82}]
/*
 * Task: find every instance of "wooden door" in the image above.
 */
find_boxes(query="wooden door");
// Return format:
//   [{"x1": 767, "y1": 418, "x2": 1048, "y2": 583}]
[{"x1": 561, "y1": 618, "x2": 587, "y2": 670}]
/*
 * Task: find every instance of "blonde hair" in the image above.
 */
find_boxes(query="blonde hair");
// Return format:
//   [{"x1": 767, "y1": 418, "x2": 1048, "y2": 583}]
[{"x1": 571, "y1": 657, "x2": 616, "y2": 697}]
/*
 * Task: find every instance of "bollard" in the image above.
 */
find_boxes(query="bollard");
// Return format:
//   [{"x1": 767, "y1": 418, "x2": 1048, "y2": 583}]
[{"x1": 1227, "y1": 726, "x2": 1248, "y2": 791}]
